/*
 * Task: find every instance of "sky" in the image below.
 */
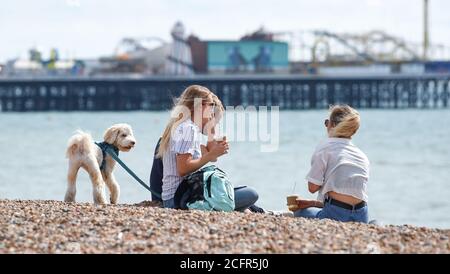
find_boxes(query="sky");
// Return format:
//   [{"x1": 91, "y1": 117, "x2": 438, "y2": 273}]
[{"x1": 0, "y1": 0, "x2": 449, "y2": 62}]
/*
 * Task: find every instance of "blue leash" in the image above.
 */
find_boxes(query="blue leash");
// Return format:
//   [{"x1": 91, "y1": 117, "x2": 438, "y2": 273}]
[{"x1": 95, "y1": 142, "x2": 162, "y2": 199}]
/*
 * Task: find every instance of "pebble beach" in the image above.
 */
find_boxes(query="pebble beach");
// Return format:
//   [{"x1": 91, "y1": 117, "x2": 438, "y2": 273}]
[{"x1": 0, "y1": 199, "x2": 449, "y2": 254}]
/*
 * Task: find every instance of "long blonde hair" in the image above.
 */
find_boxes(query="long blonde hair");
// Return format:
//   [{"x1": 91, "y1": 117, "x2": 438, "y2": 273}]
[
  {"x1": 328, "y1": 104, "x2": 360, "y2": 138},
  {"x1": 211, "y1": 93, "x2": 225, "y2": 120},
  {"x1": 156, "y1": 85, "x2": 214, "y2": 158}
]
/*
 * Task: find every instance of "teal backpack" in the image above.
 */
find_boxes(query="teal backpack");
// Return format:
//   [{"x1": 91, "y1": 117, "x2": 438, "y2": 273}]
[{"x1": 174, "y1": 165, "x2": 235, "y2": 212}]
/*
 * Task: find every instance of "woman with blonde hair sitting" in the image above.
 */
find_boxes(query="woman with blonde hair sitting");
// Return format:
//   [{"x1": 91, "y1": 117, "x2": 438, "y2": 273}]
[
  {"x1": 293, "y1": 104, "x2": 370, "y2": 223},
  {"x1": 149, "y1": 85, "x2": 262, "y2": 212}
]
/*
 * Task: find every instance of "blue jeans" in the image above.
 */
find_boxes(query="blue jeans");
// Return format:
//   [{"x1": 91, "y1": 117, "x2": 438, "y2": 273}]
[
  {"x1": 163, "y1": 198, "x2": 175, "y2": 209},
  {"x1": 234, "y1": 186, "x2": 258, "y2": 212},
  {"x1": 163, "y1": 186, "x2": 258, "y2": 211},
  {"x1": 294, "y1": 200, "x2": 369, "y2": 223}
]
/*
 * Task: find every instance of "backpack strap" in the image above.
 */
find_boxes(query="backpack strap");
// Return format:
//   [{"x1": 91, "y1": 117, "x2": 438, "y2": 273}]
[{"x1": 206, "y1": 174, "x2": 213, "y2": 198}]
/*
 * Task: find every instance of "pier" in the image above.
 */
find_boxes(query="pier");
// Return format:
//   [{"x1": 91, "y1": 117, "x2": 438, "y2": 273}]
[{"x1": 1, "y1": 74, "x2": 449, "y2": 111}]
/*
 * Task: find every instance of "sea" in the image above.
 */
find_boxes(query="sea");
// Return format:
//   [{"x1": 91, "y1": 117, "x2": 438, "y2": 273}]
[{"x1": 1, "y1": 109, "x2": 449, "y2": 228}]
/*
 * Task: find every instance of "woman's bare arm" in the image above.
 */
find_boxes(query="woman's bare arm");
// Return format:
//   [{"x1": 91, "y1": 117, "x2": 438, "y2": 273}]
[
  {"x1": 296, "y1": 199, "x2": 324, "y2": 209},
  {"x1": 176, "y1": 141, "x2": 228, "y2": 176},
  {"x1": 176, "y1": 153, "x2": 214, "y2": 177},
  {"x1": 308, "y1": 182, "x2": 321, "y2": 193}
]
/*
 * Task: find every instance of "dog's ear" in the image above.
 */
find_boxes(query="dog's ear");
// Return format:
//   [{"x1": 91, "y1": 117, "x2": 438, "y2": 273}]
[{"x1": 104, "y1": 125, "x2": 121, "y2": 144}]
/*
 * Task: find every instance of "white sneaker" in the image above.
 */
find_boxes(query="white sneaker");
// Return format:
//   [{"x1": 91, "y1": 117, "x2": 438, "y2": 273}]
[{"x1": 266, "y1": 210, "x2": 294, "y2": 217}]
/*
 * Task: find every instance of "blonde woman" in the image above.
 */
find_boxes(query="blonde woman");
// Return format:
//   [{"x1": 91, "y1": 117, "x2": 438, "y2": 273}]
[
  {"x1": 294, "y1": 105, "x2": 370, "y2": 223},
  {"x1": 152, "y1": 85, "x2": 261, "y2": 211},
  {"x1": 156, "y1": 85, "x2": 229, "y2": 208}
]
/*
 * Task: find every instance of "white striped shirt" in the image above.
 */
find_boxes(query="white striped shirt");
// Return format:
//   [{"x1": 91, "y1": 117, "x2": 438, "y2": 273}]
[{"x1": 162, "y1": 119, "x2": 202, "y2": 201}]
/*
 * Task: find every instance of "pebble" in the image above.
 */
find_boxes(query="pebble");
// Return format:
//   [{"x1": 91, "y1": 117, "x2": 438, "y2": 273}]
[{"x1": 0, "y1": 199, "x2": 449, "y2": 254}]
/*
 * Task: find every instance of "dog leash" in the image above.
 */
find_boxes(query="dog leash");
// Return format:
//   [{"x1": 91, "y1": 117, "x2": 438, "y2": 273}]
[{"x1": 95, "y1": 142, "x2": 162, "y2": 199}]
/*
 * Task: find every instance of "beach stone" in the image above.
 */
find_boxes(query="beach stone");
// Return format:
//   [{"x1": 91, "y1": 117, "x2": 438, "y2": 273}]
[{"x1": 0, "y1": 199, "x2": 449, "y2": 254}]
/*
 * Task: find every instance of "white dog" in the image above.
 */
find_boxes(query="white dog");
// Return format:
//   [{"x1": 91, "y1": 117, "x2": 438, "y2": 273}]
[{"x1": 64, "y1": 124, "x2": 136, "y2": 205}]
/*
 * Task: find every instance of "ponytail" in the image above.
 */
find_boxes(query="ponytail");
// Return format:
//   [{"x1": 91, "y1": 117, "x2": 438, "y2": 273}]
[{"x1": 329, "y1": 105, "x2": 360, "y2": 138}]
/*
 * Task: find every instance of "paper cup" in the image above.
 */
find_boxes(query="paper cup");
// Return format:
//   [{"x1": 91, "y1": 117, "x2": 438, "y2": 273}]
[{"x1": 287, "y1": 194, "x2": 300, "y2": 211}]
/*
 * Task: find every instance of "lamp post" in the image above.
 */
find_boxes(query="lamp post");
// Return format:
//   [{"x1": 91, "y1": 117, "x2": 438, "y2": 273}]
[{"x1": 423, "y1": 0, "x2": 429, "y2": 61}]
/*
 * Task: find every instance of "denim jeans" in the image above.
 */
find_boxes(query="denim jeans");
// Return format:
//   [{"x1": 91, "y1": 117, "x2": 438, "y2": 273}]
[
  {"x1": 294, "y1": 200, "x2": 369, "y2": 223},
  {"x1": 163, "y1": 198, "x2": 175, "y2": 209},
  {"x1": 234, "y1": 186, "x2": 259, "y2": 212},
  {"x1": 163, "y1": 186, "x2": 258, "y2": 211}
]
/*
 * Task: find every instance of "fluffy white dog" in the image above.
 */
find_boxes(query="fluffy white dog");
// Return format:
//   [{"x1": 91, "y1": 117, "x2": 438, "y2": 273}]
[{"x1": 64, "y1": 124, "x2": 136, "y2": 205}]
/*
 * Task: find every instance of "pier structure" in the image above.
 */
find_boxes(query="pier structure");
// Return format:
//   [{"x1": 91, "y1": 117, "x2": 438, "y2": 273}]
[{"x1": 0, "y1": 75, "x2": 449, "y2": 111}]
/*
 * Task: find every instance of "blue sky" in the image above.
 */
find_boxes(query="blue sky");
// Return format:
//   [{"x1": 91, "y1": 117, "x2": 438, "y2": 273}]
[{"x1": 0, "y1": 0, "x2": 449, "y2": 62}]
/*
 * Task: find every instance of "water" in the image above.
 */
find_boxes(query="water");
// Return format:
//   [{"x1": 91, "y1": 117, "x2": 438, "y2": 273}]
[{"x1": 1, "y1": 110, "x2": 449, "y2": 229}]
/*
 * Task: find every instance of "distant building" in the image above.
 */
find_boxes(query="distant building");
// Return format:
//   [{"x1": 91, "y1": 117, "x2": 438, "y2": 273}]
[
  {"x1": 95, "y1": 22, "x2": 191, "y2": 76},
  {"x1": 3, "y1": 47, "x2": 86, "y2": 77},
  {"x1": 185, "y1": 26, "x2": 289, "y2": 74},
  {"x1": 424, "y1": 61, "x2": 450, "y2": 73},
  {"x1": 165, "y1": 22, "x2": 194, "y2": 75},
  {"x1": 240, "y1": 26, "x2": 274, "y2": 41},
  {"x1": 3, "y1": 24, "x2": 448, "y2": 78},
  {"x1": 4, "y1": 58, "x2": 43, "y2": 76},
  {"x1": 187, "y1": 35, "x2": 207, "y2": 74},
  {"x1": 188, "y1": 39, "x2": 289, "y2": 74},
  {"x1": 206, "y1": 41, "x2": 288, "y2": 74}
]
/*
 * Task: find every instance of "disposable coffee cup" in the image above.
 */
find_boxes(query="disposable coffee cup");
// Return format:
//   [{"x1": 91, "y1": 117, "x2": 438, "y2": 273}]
[
  {"x1": 287, "y1": 194, "x2": 300, "y2": 211},
  {"x1": 214, "y1": 136, "x2": 226, "y2": 142}
]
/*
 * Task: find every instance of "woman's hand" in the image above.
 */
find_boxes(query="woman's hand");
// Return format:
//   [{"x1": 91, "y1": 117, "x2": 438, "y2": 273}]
[
  {"x1": 295, "y1": 199, "x2": 323, "y2": 209},
  {"x1": 206, "y1": 139, "x2": 229, "y2": 160},
  {"x1": 201, "y1": 144, "x2": 216, "y2": 162}
]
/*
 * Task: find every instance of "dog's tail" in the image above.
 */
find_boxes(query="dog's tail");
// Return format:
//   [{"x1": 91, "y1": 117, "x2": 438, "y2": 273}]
[{"x1": 66, "y1": 130, "x2": 95, "y2": 158}]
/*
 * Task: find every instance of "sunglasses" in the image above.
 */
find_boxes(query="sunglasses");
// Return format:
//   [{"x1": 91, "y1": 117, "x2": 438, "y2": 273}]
[
  {"x1": 324, "y1": 119, "x2": 330, "y2": 127},
  {"x1": 203, "y1": 102, "x2": 216, "y2": 107}
]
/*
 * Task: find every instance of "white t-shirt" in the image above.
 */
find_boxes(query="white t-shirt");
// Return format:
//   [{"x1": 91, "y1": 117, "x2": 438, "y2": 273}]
[
  {"x1": 306, "y1": 138, "x2": 370, "y2": 202},
  {"x1": 162, "y1": 119, "x2": 202, "y2": 201}
]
